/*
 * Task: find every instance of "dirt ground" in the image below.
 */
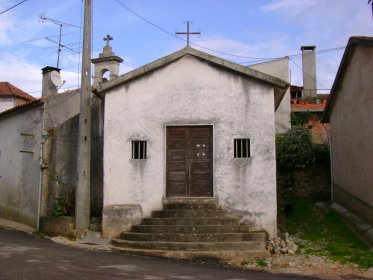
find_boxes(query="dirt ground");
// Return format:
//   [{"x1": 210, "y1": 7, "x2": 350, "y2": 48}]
[{"x1": 48, "y1": 236, "x2": 373, "y2": 280}]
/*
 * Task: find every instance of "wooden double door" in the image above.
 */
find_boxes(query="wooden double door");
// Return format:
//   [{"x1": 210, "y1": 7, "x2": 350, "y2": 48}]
[{"x1": 166, "y1": 126, "x2": 213, "y2": 197}]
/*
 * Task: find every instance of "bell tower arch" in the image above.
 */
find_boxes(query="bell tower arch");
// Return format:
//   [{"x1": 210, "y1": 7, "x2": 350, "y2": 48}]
[{"x1": 92, "y1": 34, "x2": 123, "y2": 87}]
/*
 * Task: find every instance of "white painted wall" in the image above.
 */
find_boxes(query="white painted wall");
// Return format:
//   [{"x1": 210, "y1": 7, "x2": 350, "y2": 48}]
[
  {"x1": 103, "y1": 55, "x2": 277, "y2": 237},
  {"x1": 0, "y1": 97, "x2": 15, "y2": 113},
  {"x1": 249, "y1": 58, "x2": 291, "y2": 134},
  {"x1": 0, "y1": 105, "x2": 42, "y2": 228}
]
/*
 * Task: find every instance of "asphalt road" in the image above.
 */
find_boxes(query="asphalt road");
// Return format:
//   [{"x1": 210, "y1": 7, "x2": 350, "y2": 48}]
[{"x1": 0, "y1": 227, "x2": 320, "y2": 280}]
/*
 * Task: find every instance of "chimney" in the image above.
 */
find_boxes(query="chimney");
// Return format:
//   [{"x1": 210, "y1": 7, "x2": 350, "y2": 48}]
[
  {"x1": 301, "y1": 46, "x2": 317, "y2": 98},
  {"x1": 41, "y1": 66, "x2": 60, "y2": 97}
]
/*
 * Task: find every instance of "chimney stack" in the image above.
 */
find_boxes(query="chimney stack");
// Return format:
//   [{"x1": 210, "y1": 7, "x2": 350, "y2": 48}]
[
  {"x1": 41, "y1": 66, "x2": 60, "y2": 97},
  {"x1": 301, "y1": 46, "x2": 317, "y2": 98}
]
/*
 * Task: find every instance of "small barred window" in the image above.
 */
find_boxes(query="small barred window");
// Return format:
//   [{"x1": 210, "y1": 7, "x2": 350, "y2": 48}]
[
  {"x1": 132, "y1": 141, "x2": 147, "y2": 159},
  {"x1": 234, "y1": 139, "x2": 250, "y2": 158}
]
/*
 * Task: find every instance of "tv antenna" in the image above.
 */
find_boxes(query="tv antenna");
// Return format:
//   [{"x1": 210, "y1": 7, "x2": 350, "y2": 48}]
[{"x1": 39, "y1": 14, "x2": 81, "y2": 68}]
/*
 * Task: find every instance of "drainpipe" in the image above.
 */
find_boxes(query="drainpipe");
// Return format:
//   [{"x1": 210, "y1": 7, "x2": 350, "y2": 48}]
[
  {"x1": 323, "y1": 123, "x2": 333, "y2": 202},
  {"x1": 36, "y1": 108, "x2": 45, "y2": 231},
  {"x1": 37, "y1": 138, "x2": 43, "y2": 231}
]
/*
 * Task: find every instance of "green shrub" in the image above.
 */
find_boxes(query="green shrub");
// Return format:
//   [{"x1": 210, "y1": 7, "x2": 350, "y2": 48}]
[
  {"x1": 291, "y1": 112, "x2": 311, "y2": 127},
  {"x1": 276, "y1": 127, "x2": 315, "y2": 171}
]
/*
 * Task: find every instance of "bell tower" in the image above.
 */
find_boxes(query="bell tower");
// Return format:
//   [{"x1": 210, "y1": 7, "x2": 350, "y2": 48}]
[{"x1": 91, "y1": 34, "x2": 123, "y2": 87}]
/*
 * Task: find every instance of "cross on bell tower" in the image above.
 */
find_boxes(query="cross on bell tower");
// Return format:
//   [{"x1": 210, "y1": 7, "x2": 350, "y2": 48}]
[
  {"x1": 91, "y1": 34, "x2": 123, "y2": 87},
  {"x1": 176, "y1": 21, "x2": 201, "y2": 46},
  {"x1": 103, "y1": 34, "x2": 113, "y2": 46}
]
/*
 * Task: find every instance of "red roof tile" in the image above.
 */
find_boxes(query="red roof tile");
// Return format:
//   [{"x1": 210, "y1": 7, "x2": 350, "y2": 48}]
[{"x1": 0, "y1": 82, "x2": 35, "y2": 101}]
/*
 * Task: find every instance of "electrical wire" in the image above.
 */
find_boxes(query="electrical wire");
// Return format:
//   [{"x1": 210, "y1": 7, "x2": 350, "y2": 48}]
[
  {"x1": 289, "y1": 57, "x2": 329, "y2": 90},
  {"x1": 0, "y1": 0, "x2": 27, "y2": 15},
  {"x1": 113, "y1": 0, "x2": 346, "y2": 61}
]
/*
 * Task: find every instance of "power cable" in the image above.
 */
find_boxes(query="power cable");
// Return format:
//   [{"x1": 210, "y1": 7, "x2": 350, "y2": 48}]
[
  {"x1": 114, "y1": 0, "x2": 281, "y2": 60},
  {"x1": 289, "y1": 57, "x2": 329, "y2": 90},
  {"x1": 0, "y1": 0, "x2": 27, "y2": 15},
  {"x1": 113, "y1": 0, "x2": 346, "y2": 61}
]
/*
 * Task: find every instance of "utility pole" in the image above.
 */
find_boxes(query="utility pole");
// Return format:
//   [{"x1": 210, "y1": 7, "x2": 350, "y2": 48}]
[{"x1": 76, "y1": 0, "x2": 92, "y2": 232}]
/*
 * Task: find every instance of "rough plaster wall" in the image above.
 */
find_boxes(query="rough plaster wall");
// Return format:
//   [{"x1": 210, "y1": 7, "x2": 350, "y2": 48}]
[
  {"x1": 46, "y1": 115, "x2": 79, "y2": 215},
  {"x1": 0, "y1": 97, "x2": 15, "y2": 113},
  {"x1": 90, "y1": 96, "x2": 104, "y2": 216},
  {"x1": 249, "y1": 58, "x2": 291, "y2": 134},
  {"x1": 44, "y1": 92, "x2": 80, "y2": 128},
  {"x1": 103, "y1": 55, "x2": 277, "y2": 237},
  {"x1": 330, "y1": 45, "x2": 373, "y2": 209},
  {"x1": 42, "y1": 92, "x2": 103, "y2": 217},
  {"x1": 0, "y1": 106, "x2": 42, "y2": 228}
]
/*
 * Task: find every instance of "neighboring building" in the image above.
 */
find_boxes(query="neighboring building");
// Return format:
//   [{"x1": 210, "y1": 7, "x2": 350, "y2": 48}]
[
  {"x1": 291, "y1": 85, "x2": 329, "y2": 144},
  {"x1": 0, "y1": 82, "x2": 35, "y2": 113},
  {"x1": 322, "y1": 36, "x2": 373, "y2": 225},
  {"x1": 289, "y1": 46, "x2": 329, "y2": 144},
  {"x1": 95, "y1": 46, "x2": 289, "y2": 238},
  {"x1": 249, "y1": 57, "x2": 291, "y2": 134},
  {"x1": 0, "y1": 68, "x2": 104, "y2": 231}
]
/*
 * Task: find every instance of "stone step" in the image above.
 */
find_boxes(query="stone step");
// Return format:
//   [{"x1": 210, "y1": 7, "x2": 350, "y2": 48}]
[
  {"x1": 113, "y1": 247, "x2": 270, "y2": 262},
  {"x1": 152, "y1": 209, "x2": 229, "y2": 218},
  {"x1": 113, "y1": 239, "x2": 266, "y2": 251},
  {"x1": 120, "y1": 232, "x2": 267, "y2": 242},
  {"x1": 141, "y1": 217, "x2": 240, "y2": 226},
  {"x1": 163, "y1": 197, "x2": 217, "y2": 204},
  {"x1": 130, "y1": 224, "x2": 251, "y2": 234},
  {"x1": 163, "y1": 201, "x2": 219, "y2": 210}
]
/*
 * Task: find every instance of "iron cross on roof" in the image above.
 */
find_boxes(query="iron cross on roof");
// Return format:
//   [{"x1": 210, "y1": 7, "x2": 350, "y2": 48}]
[
  {"x1": 104, "y1": 34, "x2": 113, "y2": 46},
  {"x1": 175, "y1": 21, "x2": 201, "y2": 46}
]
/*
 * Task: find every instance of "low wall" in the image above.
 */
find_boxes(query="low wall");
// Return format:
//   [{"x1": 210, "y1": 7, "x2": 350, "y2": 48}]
[
  {"x1": 39, "y1": 216, "x2": 75, "y2": 236},
  {"x1": 277, "y1": 163, "x2": 331, "y2": 209}
]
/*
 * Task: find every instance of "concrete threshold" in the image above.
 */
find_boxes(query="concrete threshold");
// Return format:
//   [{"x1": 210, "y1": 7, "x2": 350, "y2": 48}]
[{"x1": 113, "y1": 246, "x2": 269, "y2": 263}]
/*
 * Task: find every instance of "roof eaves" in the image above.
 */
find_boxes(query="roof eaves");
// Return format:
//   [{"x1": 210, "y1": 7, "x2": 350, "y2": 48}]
[
  {"x1": 322, "y1": 36, "x2": 373, "y2": 123},
  {"x1": 0, "y1": 99, "x2": 43, "y2": 120},
  {"x1": 0, "y1": 82, "x2": 35, "y2": 101}
]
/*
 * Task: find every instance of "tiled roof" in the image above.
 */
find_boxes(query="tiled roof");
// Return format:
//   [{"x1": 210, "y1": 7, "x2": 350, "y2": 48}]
[
  {"x1": 0, "y1": 82, "x2": 35, "y2": 101},
  {"x1": 0, "y1": 99, "x2": 42, "y2": 119}
]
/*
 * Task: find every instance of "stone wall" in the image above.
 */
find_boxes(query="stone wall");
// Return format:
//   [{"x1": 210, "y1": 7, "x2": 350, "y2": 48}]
[{"x1": 277, "y1": 163, "x2": 331, "y2": 210}]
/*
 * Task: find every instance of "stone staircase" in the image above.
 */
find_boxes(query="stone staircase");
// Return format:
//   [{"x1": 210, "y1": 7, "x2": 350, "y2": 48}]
[{"x1": 112, "y1": 198, "x2": 269, "y2": 261}]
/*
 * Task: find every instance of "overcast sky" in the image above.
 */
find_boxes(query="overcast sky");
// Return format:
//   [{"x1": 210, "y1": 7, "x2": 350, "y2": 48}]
[{"x1": 0, "y1": 0, "x2": 372, "y2": 97}]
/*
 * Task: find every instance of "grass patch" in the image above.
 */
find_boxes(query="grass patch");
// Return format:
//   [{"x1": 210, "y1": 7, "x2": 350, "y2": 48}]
[
  {"x1": 282, "y1": 200, "x2": 373, "y2": 268},
  {"x1": 241, "y1": 259, "x2": 268, "y2": 268}
]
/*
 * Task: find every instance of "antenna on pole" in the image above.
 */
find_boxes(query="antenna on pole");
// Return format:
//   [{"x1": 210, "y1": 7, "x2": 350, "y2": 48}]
[{"x1": 39, "y1": 14, "x2": 80, "y2": 68}]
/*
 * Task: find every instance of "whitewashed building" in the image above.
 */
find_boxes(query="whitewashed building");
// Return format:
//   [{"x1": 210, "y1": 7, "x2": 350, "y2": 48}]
[{"x1": 95, "y1": 46, "x2": 289, "y2": 238}]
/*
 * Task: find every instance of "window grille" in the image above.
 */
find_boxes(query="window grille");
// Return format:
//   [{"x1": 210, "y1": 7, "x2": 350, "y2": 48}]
[
  {"x1": 132, "y1": 141, "x2": 147, "y2": 159},
  {"x1": 234, "y1": 139, "x2": 250, "y2": 158}
]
